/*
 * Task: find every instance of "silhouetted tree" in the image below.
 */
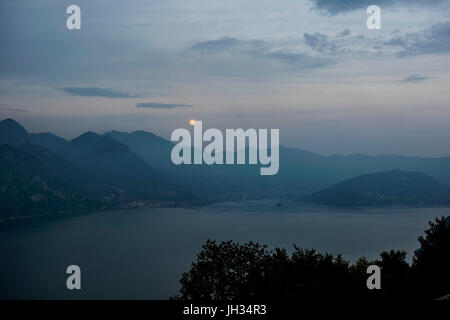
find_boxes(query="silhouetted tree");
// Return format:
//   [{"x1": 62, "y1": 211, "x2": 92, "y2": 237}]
[
  {"x1": 176, "y1": 216, "x2": 449, "y2": 300},
  {"x1": 412, "y1": 216, "x2": 450, "y2": 299},
  {"x1": 177, "y1": 239, "x2": 270, "y2": 300},
  {"x1": 376, "y1": 250, "x2": 411, "y2": 296},
  {"x1": 176, "y1": 240, "x2": 362, "y2": 300}
]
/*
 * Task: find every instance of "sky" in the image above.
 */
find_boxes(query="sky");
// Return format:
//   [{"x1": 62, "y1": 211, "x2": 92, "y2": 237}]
[{"x1": 0, "y1": 0, "x2": 449, "y2": 156}]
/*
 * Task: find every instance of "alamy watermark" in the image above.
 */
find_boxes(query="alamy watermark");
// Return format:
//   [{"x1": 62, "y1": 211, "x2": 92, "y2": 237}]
[
  {"x1": 367, "y1": 5, "x2": 381, "y2": 30},
  {"x1": 66, "y1": 265, "x2": 81, "y2": 290},
  {"x1": 170, "y1": 120, "x2": 279, "y2": 176},
  {"x1": 66, "y1": 4, "x2": 381, "y2": 31}
]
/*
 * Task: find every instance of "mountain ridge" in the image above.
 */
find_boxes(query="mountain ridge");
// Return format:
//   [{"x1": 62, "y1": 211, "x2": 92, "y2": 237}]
[
  {"x1": 0, "y1": 118, "x2": 200, "y2": 219},
  {"x1": 303, "y1": 169, "x2": 450, "y2": 207},
  {"x1": 0, "y1": 144, "x2": 104, "y2": 218},
  {"x1": 107, "y1": 125, "x2": 450, "y2": 199},
  {"x1": 2, "y1": 118, "x2": 450, "y2": 207}
]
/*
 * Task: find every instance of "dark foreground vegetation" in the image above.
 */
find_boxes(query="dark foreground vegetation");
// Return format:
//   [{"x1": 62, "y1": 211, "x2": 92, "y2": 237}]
[{"x1": 175, "y1": 216, "x2": 450, "y2": 300}]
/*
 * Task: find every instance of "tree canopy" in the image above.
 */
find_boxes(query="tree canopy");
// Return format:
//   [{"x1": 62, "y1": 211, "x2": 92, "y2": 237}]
[{"x1": 175, "y1": 216, "x2": 450, "y2": 300}]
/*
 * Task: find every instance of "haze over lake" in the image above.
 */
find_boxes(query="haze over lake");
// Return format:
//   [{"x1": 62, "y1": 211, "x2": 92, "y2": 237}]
[{"x1": 0, "y1": 199, "x2": 448, "y2": 299}]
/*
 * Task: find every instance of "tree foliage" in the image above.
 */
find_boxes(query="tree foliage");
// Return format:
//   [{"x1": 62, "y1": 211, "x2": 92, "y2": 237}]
[
  {"x1": 176, "y1": 216, "x2": 450, "y2": 300},
  {"x1": 413, "y1": 217, "x2": 450, "y2": 298}
]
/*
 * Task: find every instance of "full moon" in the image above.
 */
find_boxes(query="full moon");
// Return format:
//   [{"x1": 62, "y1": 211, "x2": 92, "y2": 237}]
[{"x1": 189, "y1": 119, "x2": 196, "y2": 126}]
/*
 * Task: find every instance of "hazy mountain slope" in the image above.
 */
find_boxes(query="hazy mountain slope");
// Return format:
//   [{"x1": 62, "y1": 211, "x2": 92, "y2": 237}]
[
  {"x1": 0, "y1": 119, "x2": 198, "y2": 208},
  {"x1": 104, "y1": 130, "x2": 174, "y2": 173},
  {"x1": 0, "y1": 118, "x2": 29, "y2": 145},
  {"x1": 1, "y1": 119, "x2": 88, "y2": 185},
  {"x1": 29, "y1": 132, "x2": 72, "y2": 156},
  {"x1": 274, "y1": 147, "x2": 450, "y2": 193},
  {"x1": 0, "y1": 145, "x2": 102, "y2": 218},
  {"x1": 4, "y1": 118, "x2": 450, "y2": 202},
  {"x1": 104, "y1": 130, "x2": 264, "y2": 199},
  {"x1": 104, "y1": 130, "x2": 450, "y2": 199},
  {"x1": 69, "y1": 132, "x2": 162, "y2": 187},
  {"x1": 304, "y1": 170, "x2": 450, "y2": 207},
  {"x1": 30, "y1": 127, "x2": 166, "y2": 188},
  {"x1": 15, "y1": 142, "x2": 88, "y2": 185},
  {"x1": 62, "y1": 132, "x2": 194, "y2": 201},
  {"x1": 3, "y1": 122, "x2": 162, "y2": 189}
]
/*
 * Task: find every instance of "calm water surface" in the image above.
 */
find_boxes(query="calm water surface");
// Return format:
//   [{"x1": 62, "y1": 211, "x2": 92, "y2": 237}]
[{"x1": 0, "y1": 199, "x2": 448, "y2": 299}]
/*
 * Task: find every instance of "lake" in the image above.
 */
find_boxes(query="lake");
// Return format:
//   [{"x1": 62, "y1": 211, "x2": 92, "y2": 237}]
[{"x1": 0, "y1": 199, "x2": 448, "y2": 299}]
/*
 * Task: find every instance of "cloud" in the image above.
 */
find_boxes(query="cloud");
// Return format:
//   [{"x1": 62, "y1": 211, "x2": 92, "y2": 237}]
[
  {"x1": 189, "y1": 37, "x2": 332, "y2": 70},
  {"x1": 384, "y1": 22, "x2": 450, "y2": 57},
  {"x1": 189, "y1": 37, "x2": 267, "y2": 55},
  {"x1": 384, "y1": 37, "x2": 408, "y2": 47},
  {"x1": 189, "y1": 37, "x2": 268, "y2": 57},
  {"x1": 309, "y1": 0, "x2": 447, "y2": 15},
  {"x1": 61, "y1": 87, "x2": 138, "y2": 98},
  {"x1": 0, "y1": 105, "x2": 30, "y2": 113},
  {"x1": 398, "y1": 75, "x2": 431, "y2": 83},
  {"x1": 301, "y1": 22, "x2": 450, "y2": 59},
  {"x1": 302, "y1": 32, "x2": 372, "y2": 56},
  {"x1": 337, "y1": 29, "x2": 351, "y2": 37},
  {"x1": 266, "y1": 52, "x2": 331, "y2": 68},
  {"x1": 303, "y1": 32, "x2": 338, "y2": 55},
  {"x1": 136, "y1": 102, "x2": 192, "y2": 109}
]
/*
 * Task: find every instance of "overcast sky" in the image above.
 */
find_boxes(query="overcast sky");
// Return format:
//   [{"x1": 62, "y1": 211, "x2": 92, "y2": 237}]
[{"x1": 1, "y1": 0, "x2": 449, "y2": 156}]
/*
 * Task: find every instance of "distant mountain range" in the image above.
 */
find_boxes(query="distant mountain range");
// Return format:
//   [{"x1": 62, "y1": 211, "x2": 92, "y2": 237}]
[
  {"x1": 304, "y1": 169, "x2": 450, "y2": 207},
  {"x1": 104, "y1": 129, "x2": 450, "y2": 200},
  {"x1": 0, "y1": 119, "x2": 199, "y2": 219},
  {"x1": 1, "y1": 118, "x2": 450, "y2": 218}
]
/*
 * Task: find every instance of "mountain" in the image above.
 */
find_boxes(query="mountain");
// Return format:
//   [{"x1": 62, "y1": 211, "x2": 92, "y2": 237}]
[
  {"x1": 0, "y1": 120, "x2": 165, "y2": 189},
  {"x1": 1, "y1": 119, "x2": 192, "y2": 198},
  {"x1": 303, "y1": 170, "x2": 450, "y2": 207},
  {"x1": 44, "y1": 131, "x2": 194, "y2": 201},
  {"x1": 3, "y1": 118, "x2": 450, "y2": 205},
  {"x1": 267, "y1": 147, "x2": 450, "y2": 196},
  {"x1": 0, "y1": 118, "x2": 29, "y2": 145},
  {"x1": 103, "y1": 130, "x2": 262, "y2": 199},
  {"x1": 105, "y1": 130, "x2": 450, "y2": 200},
  {"x1": 14, "y1": 142, "x2": 88, "y2": 185},
  {"x1": 1, "y1": 119, "x2": 88, "y2": 185},
  {"x1": 31, "y1": 129, "x2": 166, "y2": 188},
  {"x1": 69, "y1": 132, "x2": 162, "y2": 187},
  {"x1": 0, "y1": 119, "x2": 199, "y2": 219},
  {"x1": 30, "y1": 132, "x2": 72, "y2": 156},
  {"x1": 0, "y1": 144, "x2": 103, "y2": 218},
  {"x1": 104, "y1": 130, "x2": 174, "y2": 173},
  {"x1": 104, "y1": 131, "x2": 258, "y2": 196}
]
